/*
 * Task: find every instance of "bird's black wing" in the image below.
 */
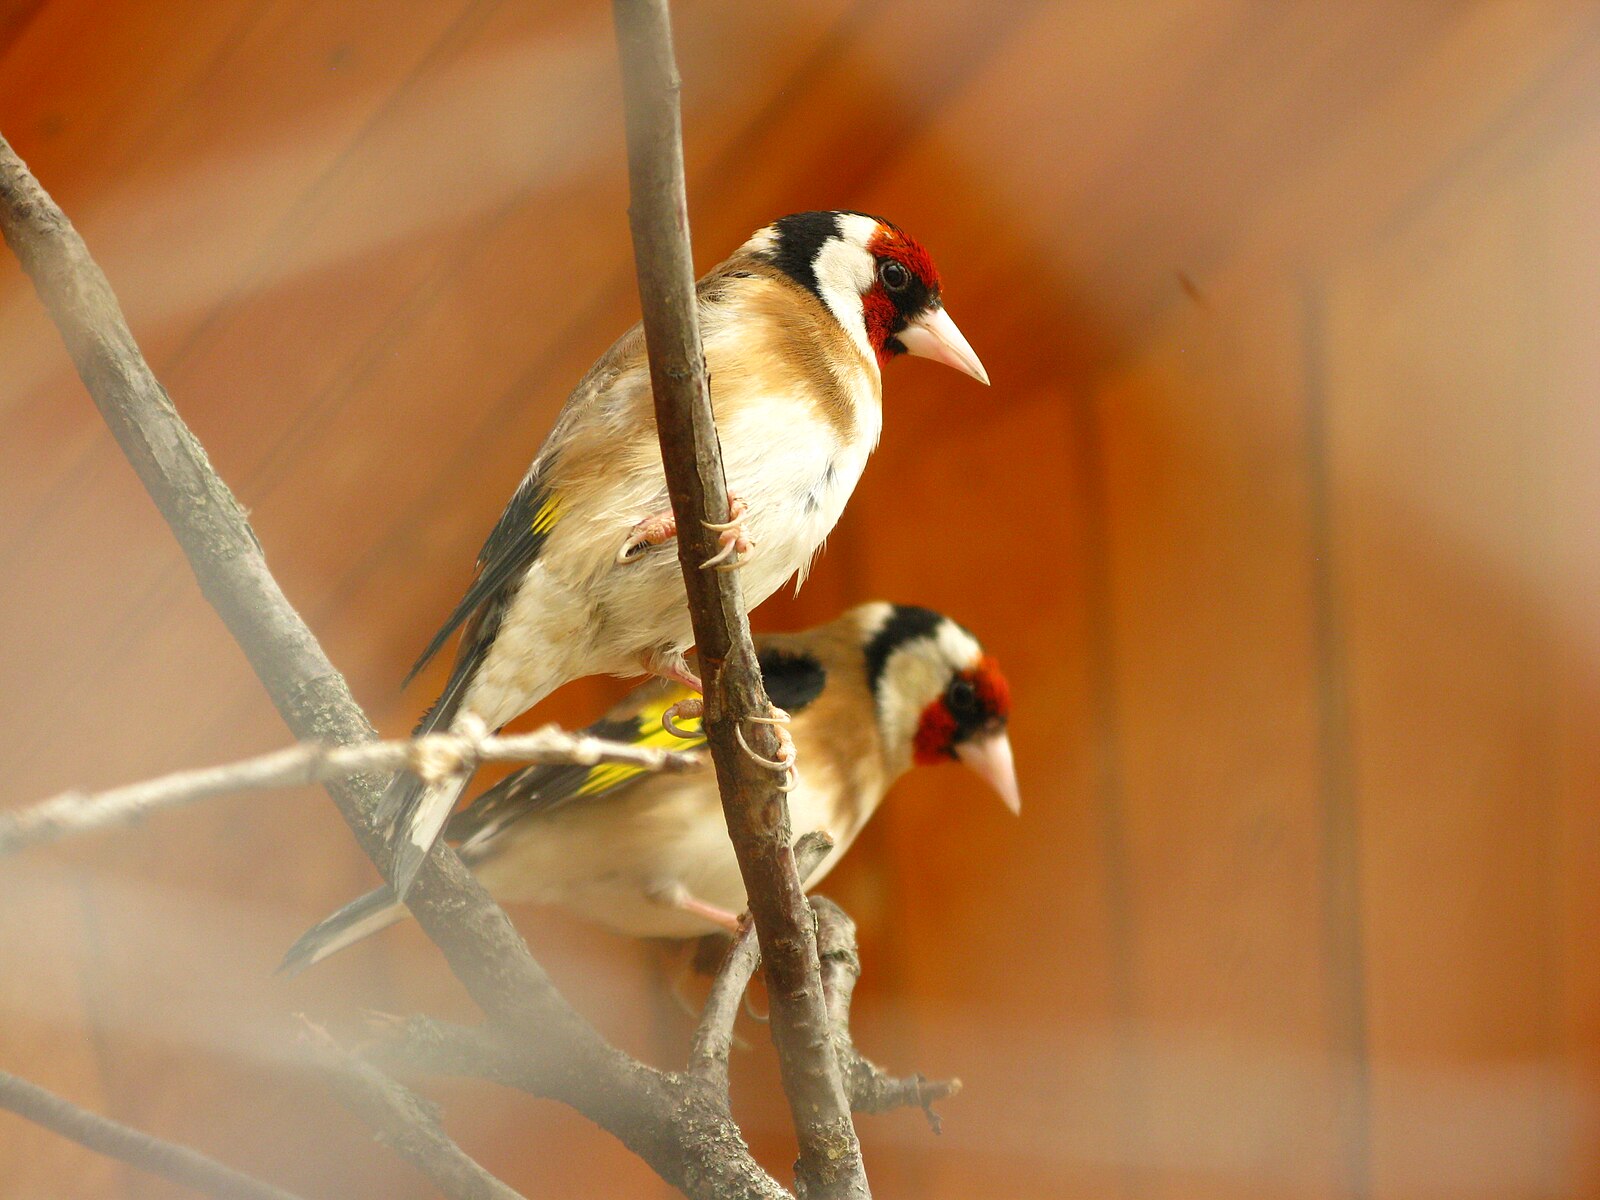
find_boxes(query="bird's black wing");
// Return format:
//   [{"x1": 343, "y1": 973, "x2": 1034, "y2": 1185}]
[
  {"x1": 403, "y1": 471, "x2": 562, "y2": 691},
  {"x1": 447, "y1": 680, "x2": 702, "y2": 853},
  {"x1": 447, "y1": 645, "x2": 829, "y2": 855}
]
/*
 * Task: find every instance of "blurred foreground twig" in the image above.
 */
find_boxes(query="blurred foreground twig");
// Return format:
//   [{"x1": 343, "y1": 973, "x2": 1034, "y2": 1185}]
[
  {"x1": 0, "y1": 725, "x2": 699, "y2": 855},
  {"x1": 0, "y1": 1071, "x2": 307, "y2": 1200}
]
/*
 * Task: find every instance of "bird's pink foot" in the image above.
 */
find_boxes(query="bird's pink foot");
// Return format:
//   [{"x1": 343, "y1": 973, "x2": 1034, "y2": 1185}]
[
  {"x1": 641, "y1": 648, "x2": 705, "y2": 738},
  {"x1": 617, "y1": 508, "x2": 678, "y2": 564},
  {"x1": 700, "y1": 493, "x2": 753, "y2": 571},
  {"x1": 662, "y1": 695, "x2": 704, "y2": 739}
]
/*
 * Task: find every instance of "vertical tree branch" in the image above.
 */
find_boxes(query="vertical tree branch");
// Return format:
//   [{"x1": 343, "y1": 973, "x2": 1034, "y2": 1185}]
[{"x1": 610, "y1": 4, "x2": 869, "y2": 1196}]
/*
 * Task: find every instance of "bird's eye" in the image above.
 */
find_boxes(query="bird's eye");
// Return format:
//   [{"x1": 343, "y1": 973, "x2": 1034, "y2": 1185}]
[
  {"x1": 945, "y1": 677, "x2": 979, "y2": 717},
  {"x1": 879, "y1": 259, "x2": 910, "y2": 292}
]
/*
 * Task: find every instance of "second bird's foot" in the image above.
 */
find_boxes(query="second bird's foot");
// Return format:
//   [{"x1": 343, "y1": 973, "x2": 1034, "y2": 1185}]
[
  {"x1": 735, "y1": 709, "x2": 798, "y2": 792},
  {"x1": 662, "y1": 695, "x2": 704, "y2": 739}
]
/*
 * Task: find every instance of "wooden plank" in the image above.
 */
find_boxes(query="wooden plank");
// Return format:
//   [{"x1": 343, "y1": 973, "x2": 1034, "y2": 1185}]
[
  {"x1": 1322, "y1": 107, "x2": 1584, "y2": 1200},
  {"x1": 1083, "y1": 278, "x2": 1340, "y2": 1200},
  {"x1": 0, "y1": 0, "x2": 484, "y2": 527}
]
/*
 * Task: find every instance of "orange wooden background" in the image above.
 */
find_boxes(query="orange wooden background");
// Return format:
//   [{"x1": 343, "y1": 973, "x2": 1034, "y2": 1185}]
[{"x1": 2, "y1": 2, "x2": 1598, "y2": 1197}]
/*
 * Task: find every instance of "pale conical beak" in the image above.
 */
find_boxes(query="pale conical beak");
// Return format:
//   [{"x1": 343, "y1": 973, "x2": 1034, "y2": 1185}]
[
  {"x1": 955, "y1": 730, "x2": 1020, "y2": 814},
  {"x1": 897, "y1": 305, "x2": 990, "y2": 385}
]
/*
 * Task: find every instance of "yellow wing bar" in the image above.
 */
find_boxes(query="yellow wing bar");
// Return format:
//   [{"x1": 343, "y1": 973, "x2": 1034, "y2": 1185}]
[
  {"x1": 530, "y1": 494, "x2": 564, "y2": 535},
  {"x1": 574, "y1": 689, "x2": 705, "y2": 797}
]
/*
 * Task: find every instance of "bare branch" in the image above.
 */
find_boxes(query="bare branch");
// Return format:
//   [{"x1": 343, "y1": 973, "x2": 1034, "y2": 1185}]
[
  {"x1": 299, "y1": 1020, "x2": 527, "y2": 1200},
  {"x1": 0, "y1": 726, "x2": 700, "y2": 856},
  {"x1": 363, "y1": 1016, "x2": 793, "y2": 1200},
  {"x1": 0, "y1": 1070, "x2": 307, "y2": 1200},
  {"x1": 611, "y1": 3, "x2": 868, "y2": 1195},
  {"x1": 687, "y1": 923, "x2": 759, "y2": 1094},
  {"x1": 688, "y1": 832, "x2": 836, "y2": 1094},
  {"x1": 812, "y1": 900, "x2": 961, "y2": 1133},
  {"x1": 360, "y1": 1014, "x2": 530, "y2": 1092}
]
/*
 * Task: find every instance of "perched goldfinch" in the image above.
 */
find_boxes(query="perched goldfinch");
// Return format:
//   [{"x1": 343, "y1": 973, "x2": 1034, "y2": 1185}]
[
  {"x1": 282, "y1": 603, "x2": 1016, "y2": 973},
  {"x1": 380, "y1": 212, "x2": 989, "y2": 899}
]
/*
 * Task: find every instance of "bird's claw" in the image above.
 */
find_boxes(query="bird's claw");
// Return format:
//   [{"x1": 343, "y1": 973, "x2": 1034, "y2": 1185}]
[
  {"x1": 699, "y1": 528, "x2": 754, "y2": 571},
  {"x1": 734, "y1": 715, "x2": 798, "y2": 792},
  {"x1": 618, "y1": 509, "x2": 678, "y2": 565},
  {"x1": 662, "y1": 695, "x2": 704, "y2": 739},
  {"x1": 700, "y1": 494, "x2": 753, "y2": 571},
  {"x1": 701, "y1": 493, "x2": 748, "y2": 532}
]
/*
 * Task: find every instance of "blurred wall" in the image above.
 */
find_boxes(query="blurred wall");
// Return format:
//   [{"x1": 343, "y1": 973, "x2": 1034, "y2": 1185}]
[{"x1": 1, "y1": 2, "x2": 1597, "y2": 1198}]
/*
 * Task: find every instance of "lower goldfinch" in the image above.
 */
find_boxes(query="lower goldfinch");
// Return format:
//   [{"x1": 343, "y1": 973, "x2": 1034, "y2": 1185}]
[
  {"x1": 381, "y1": 212, "x2": 990, "y2": 900},
  {"x1": 282, "y1": 603, "x2": 1016, "y2": 973}
]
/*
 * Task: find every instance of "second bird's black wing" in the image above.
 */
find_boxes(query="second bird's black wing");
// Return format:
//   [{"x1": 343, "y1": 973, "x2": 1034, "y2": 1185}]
[{"x1": 447, "y1": 646, "x2": 829, "y2": 857}]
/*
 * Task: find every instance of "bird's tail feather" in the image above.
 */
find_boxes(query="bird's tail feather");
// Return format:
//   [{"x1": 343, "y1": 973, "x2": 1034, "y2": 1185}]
[
  {"x1": 380, "y1": 771, "x2": 471, "y2": 902},
  {"x1": 277, "y1": 886, "x2": 408, "y2": 977}
]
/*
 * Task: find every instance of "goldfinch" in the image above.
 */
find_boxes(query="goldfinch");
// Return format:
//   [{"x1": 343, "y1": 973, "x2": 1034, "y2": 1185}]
[
  {"x1": 380, "y1": 212, "x2": 989, "y2": 900},
  {"x1": 282, "y1": 602, "x2": 1016, "y2": 973}
]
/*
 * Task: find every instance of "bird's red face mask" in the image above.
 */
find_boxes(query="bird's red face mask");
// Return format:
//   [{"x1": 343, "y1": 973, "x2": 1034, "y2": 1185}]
[
  {"x1": 913, "y1": 655, "x2": 1019, "y2": 813},
  {"x1": 863, "y1": 226, "x2": 989, "y2": 384}
]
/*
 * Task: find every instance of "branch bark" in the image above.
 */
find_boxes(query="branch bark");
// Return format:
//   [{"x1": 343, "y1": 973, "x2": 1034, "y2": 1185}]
[
  {"x1": 362, "y1": 1016, "x2": 791, "y2": 1200},
  {"x1": 0, "y1": 1071, "x2": 307, "y2": 1200},
  {"x1": 611, "y1": 3, "x2": 869, "y2": 1196},
  {"x1": 0, "y1": 726, "x2": 698, "y2": 856}
]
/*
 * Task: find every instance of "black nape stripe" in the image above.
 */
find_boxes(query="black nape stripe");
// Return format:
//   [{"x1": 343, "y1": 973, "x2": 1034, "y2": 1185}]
[
  {"x1": 765, "y1": 211, "x2": 842, "y2": 298},
  {"x1": 863, "y1": 605, "x2": 946, "y2": 695}
]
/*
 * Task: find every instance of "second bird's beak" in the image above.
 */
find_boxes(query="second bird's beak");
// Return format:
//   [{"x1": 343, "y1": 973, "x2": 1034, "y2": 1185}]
[
  {"x1": 955, "y1": 730, "x2": 1021, "y2": 814},
  {"x1": 898, "y1": 306, "x2": 990, "y2": 385}
]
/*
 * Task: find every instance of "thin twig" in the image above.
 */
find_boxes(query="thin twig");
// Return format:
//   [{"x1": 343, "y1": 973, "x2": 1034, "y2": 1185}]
[
  {"x1": 299, "y1": 1019, "x2": 527, "y2": 1200},
  {"x1": 0, "y1": 726, "x2": 700, "y2": 856},
  {"x1": 686, "y1": 926, "x2": 759, "y2": 1095},
  {"x1": 812, "y1": 900, "x2": 961, "y2": 1133},
  {"x1": 611, "y1": 3, "x2": 869, "y2": 1196},
  {"x1": 687, "y1": 833, "x2": 835, "y2": 1095},
  {"x1": 0, "y1": 1070, "x2": 307, "y2": 1200}
]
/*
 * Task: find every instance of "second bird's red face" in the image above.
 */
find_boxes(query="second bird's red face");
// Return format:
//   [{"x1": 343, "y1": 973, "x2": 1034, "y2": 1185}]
[{"x1": 913, "y1": 654, "x2": 1012, "y2": 765}]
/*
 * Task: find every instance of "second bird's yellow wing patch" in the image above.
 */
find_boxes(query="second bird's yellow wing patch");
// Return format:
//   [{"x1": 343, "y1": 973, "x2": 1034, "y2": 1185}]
[{"x1": 574, "y1": 688, "x2": 706, "y2": 797}]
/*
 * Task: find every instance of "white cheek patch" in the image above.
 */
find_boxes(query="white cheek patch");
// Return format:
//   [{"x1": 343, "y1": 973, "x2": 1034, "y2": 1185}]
[
  {"x1": 876, "y1": 623, "x2": 984, "y2": 757},
  {"x1": 811, "y1": 216, "x2": 880, "y2": 367}
]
